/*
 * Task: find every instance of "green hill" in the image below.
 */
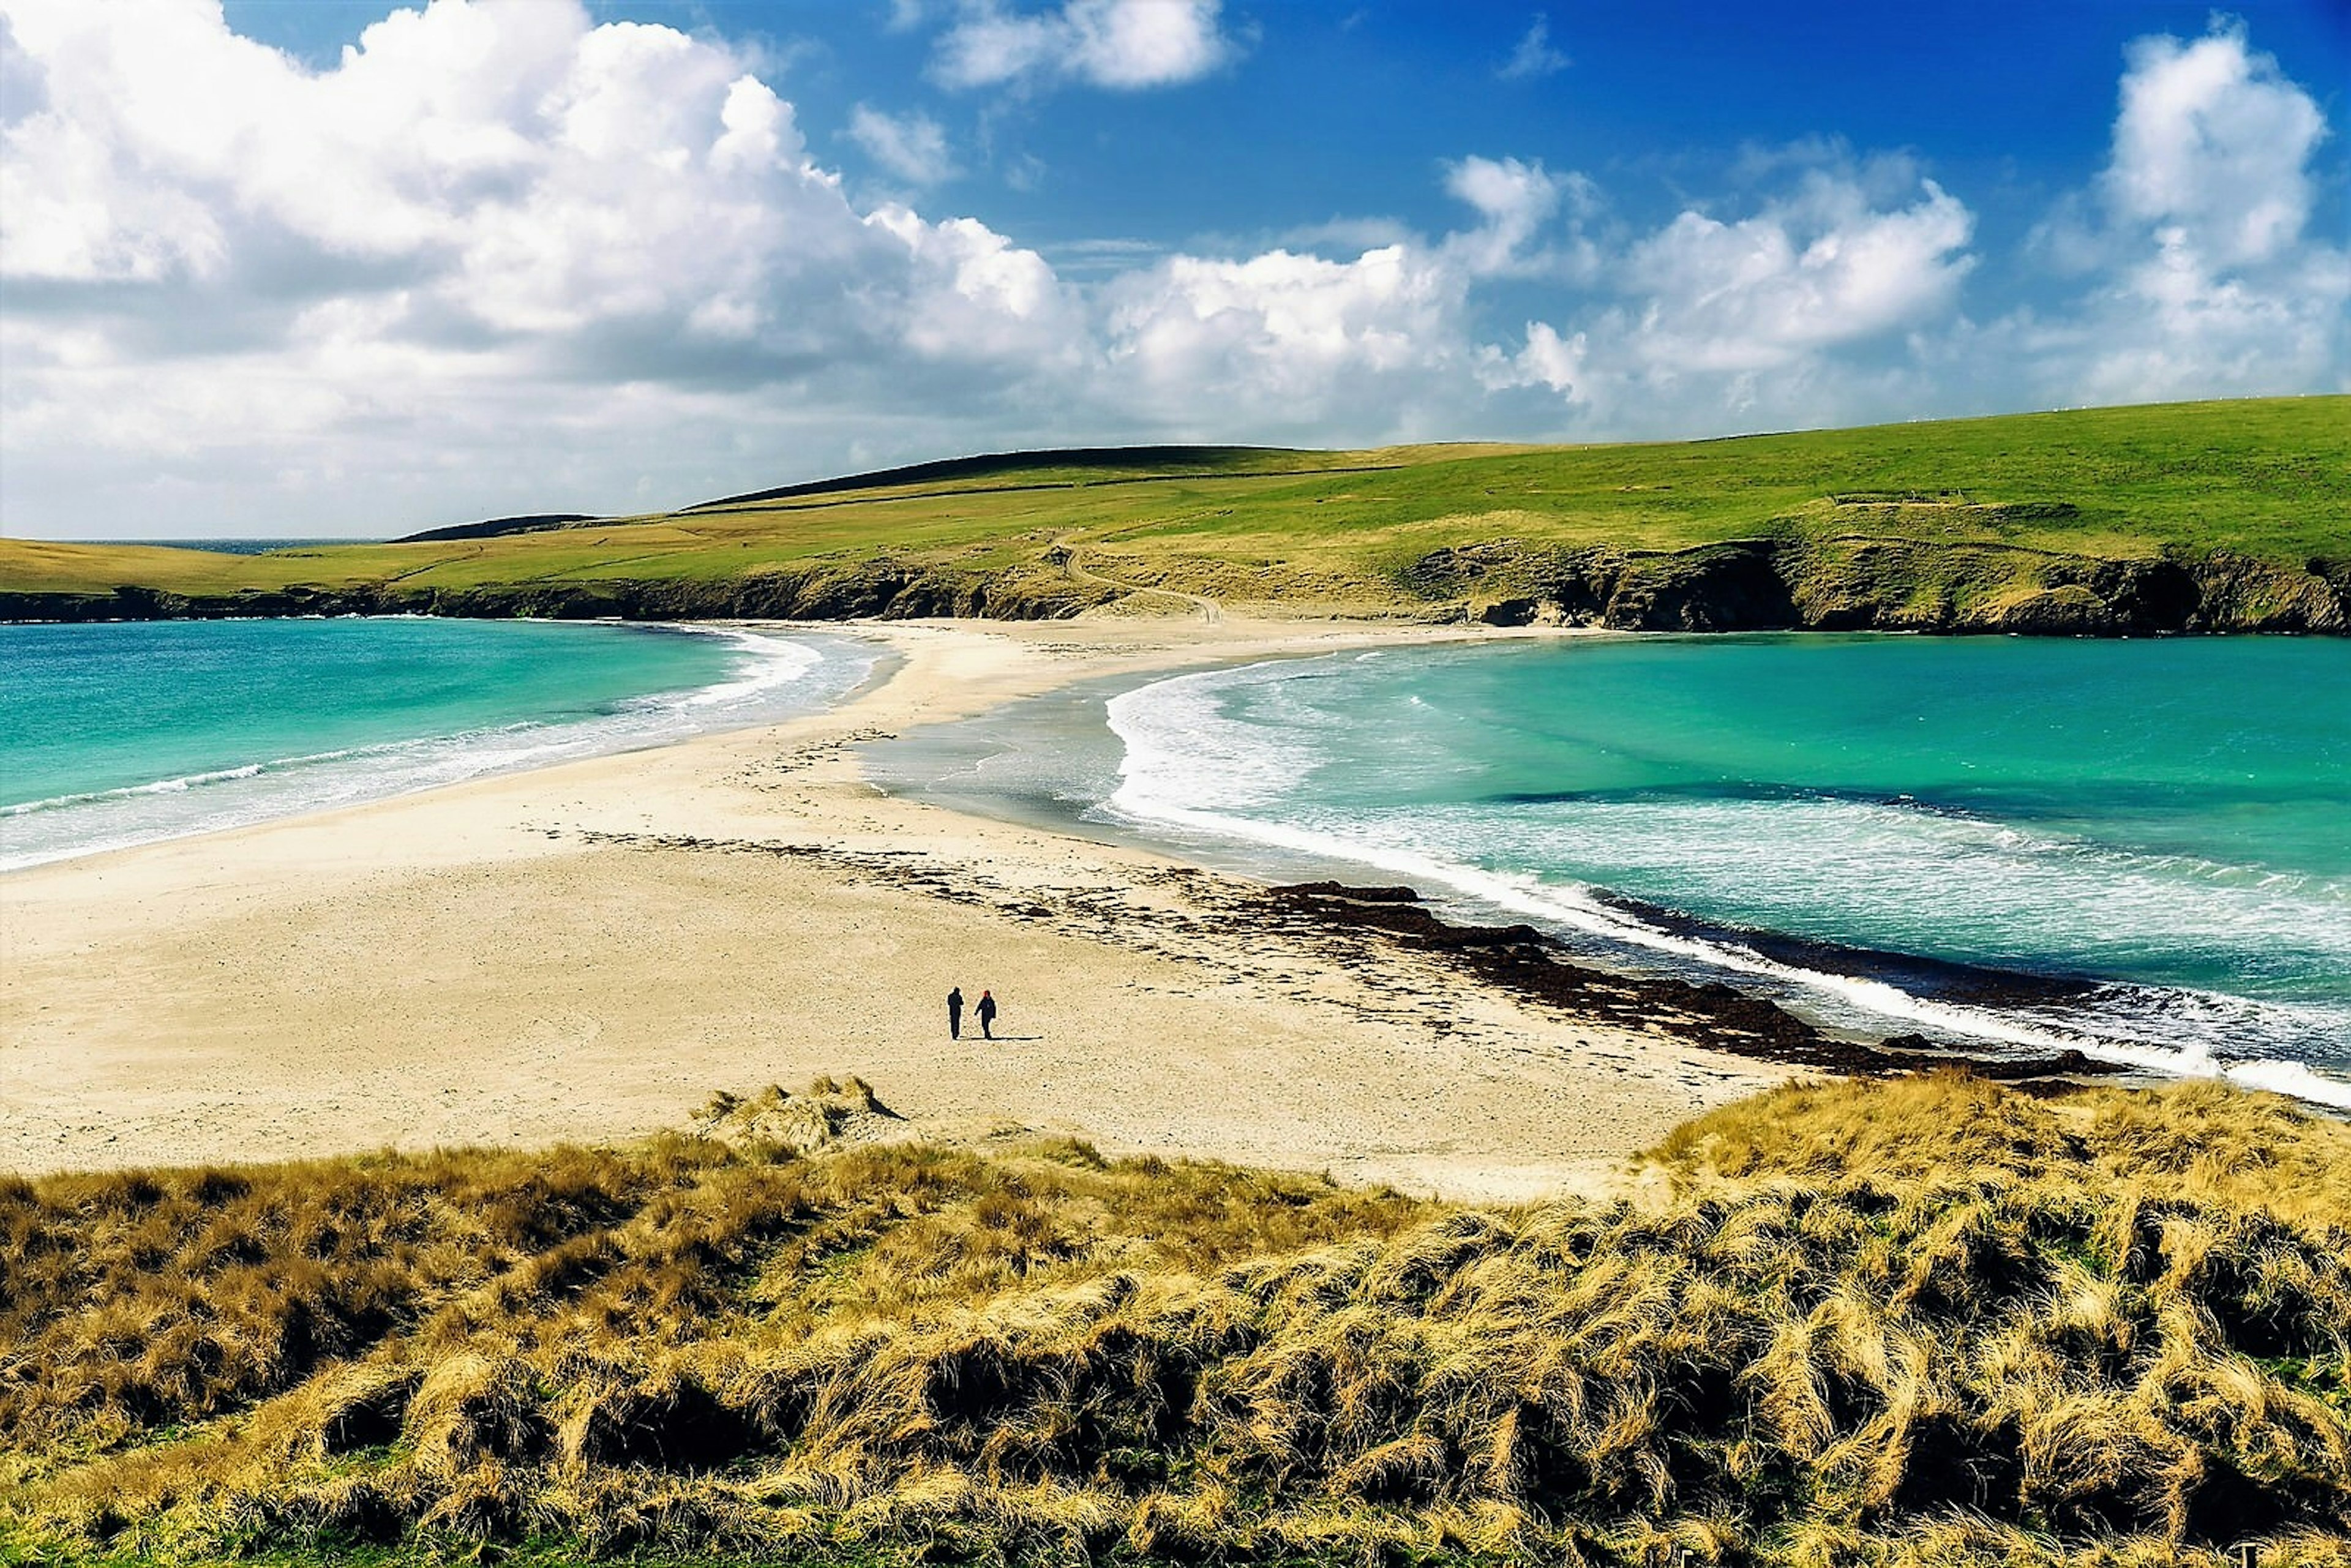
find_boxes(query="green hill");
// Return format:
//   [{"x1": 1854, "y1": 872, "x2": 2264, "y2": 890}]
[{"x1": 4, "y1": 398, "x2": 2346, "y2": 632}]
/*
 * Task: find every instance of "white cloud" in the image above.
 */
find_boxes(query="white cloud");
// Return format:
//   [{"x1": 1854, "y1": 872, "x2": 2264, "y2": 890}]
[
  {"x1": 847, "y1": 103, "x2": 959, "y2": 186},
  {"x1": 1078, "y1": 158, "x2": 1601, "y2": 436},
  {"x1": 1498, "y1": 15, "x2": 1568, "y2": 81},
  {"x1": 868, "y1": 204, "x2": 1082, "y2": 362},
  {"x1": 1098, "y1": 244, "x2": 1466, "y2": 431},
  {"x1": 1445, "y1": 157, "x2": 1558, "y2": 249},
  {"x1": 2105, "y1": 22, "x2": 2325, "y2": 268},
  {"x1": 0, "y1": 0, "x2": 1994, "y2": 532},
  {"x1": 2020, "y1": 18, "x2": 2347, "y2": 405},
  {"x1": 1441, "y1": 154, "x2": 1598, "y2": 280},
  {"x1": 0, "y1": 3, "x2": 2342, "y2": 540},
  {"x1": 1466, "y1": 165, "x2": 1979, "y2": 432},
  {"x1": 0, "y1": 0, "x2": 1076, "y2": 532},
  {"x1": 2068, "y1": 233, "x2": 2348, "y2": 401},
  {"x1": 1616, "y1": 173, "x2": 1976, "y2": 375},
  {"x1": 1479, "y1": 321, "x2": 1586, "y2": 399},
  {"x1": 932, "y1": 0, "x2": 1231, "y2": 92}
]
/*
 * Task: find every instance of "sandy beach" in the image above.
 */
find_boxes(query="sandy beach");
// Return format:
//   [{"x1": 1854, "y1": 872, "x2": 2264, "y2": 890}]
[{"x1": 0, "y1": 613, "x2": 1790, "y2": 1199}]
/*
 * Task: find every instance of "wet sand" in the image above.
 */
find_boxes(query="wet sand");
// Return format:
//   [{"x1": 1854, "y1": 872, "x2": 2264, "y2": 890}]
[{"x1": 0, "y1": 614, "x2": 1793, "y2": 1200}]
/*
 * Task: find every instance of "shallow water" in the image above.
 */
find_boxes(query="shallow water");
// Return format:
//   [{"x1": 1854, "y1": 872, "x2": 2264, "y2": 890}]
[
  {"x1": 0, "y1": 617, "x2": 875, "y2": 869},
  {"x1": 880, "y1": 633, "x2": 2351, "y2": 1105}
]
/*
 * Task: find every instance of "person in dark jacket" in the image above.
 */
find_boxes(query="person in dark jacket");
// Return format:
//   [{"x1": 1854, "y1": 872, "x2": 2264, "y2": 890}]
[
  {"x1": 976, "y1": 989, "x2": 997, "y2": 1040},
  {"x1": 947, "y1": 987, "x2": 964, "y2": 1039}
]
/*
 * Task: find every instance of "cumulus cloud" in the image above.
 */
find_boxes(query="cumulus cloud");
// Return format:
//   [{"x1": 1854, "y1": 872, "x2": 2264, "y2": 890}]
[
  {"x1": 0, "y1": 0, "x2": 1990, "y2": 532},
  {"x1": 1098, "y1": 244, "x2": 1466, "y2": 432},
  {"x1": 1479, "y1": 320, "x2": 1586, "y2": 400},
  {"x1": 2105, "y1": 23, "x2": 2326, "y2": 268},
  {"x1": 847, "y1": 103, "x2": 959, "y2": 186},
  {"x1": 1444, "y1": 156, "x2": 1559, "y2": 266},
  {"x1": 931, "y1": 0, "x2": 1231, "y2": 92},
  {"x1": 0, "y1": 0, "x2": 1088, "y2": 531},
  {"x1": 1499, "y1": 15, "x2": 1569, "y2": 81},
  {"x1": 1026, "y1": 156, "x2": 1588, "y2": 437},
  {"x1": 1616, "y1": 173, "x2": 1975, "y2": 375},
  {"x1": 0, "y1": 2, "x2": 2341, "y2": 539},
  {"x1": 1436, "y1": 154, "x2": 1603, "y2": 285},
  {"x1": 869, "y1": 204, "x2": 1084, "y2": 364},
  {"x1": 1464, "y1": 165, "x2": 1979, "y2": 429},
  {"x1": 2020, "y1": 18, "x2": 2347, "y2": 405}
]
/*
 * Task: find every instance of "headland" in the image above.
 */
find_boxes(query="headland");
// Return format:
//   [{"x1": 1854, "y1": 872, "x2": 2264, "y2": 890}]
[{"x1": 5, "y1": 398, "x2": 2346, "y2": 636}]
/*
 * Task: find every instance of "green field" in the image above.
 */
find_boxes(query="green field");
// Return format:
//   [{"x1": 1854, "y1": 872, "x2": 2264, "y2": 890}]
[
  {"x1": 4, "y1": 1075, "x2": 2347, "y2": 1567},
  {"x1": 3, "y1": 397, "x2": 2346, "y2": 631}
]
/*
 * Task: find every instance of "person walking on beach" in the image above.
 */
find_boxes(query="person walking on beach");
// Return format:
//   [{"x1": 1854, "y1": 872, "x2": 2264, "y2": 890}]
[
  {"x1": 947, "y1": 987, "x2": 964, "y2": 1040},
  {"x1": 977, "y1": 989, "x2": 997, "y2": 1040}
]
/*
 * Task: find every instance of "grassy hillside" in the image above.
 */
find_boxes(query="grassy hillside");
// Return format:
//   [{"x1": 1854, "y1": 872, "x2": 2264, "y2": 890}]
[
  {"x1": 4, "y1": 1075, "x2": 2347, "y2": 1567},
  {"x1": 4, "y1": 398, "x2": 2346, "y2": 632}
]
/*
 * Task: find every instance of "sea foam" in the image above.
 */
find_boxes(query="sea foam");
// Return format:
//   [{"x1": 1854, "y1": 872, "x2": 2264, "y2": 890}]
[{"x1": 1102, "y1": 649, "x2": 2351, "y2": 1109}]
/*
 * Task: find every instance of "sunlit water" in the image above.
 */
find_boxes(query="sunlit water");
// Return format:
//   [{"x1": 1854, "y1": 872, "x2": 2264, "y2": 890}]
[
  {"x1": 1067, "y1": 636, "x2": 2349, "y2": 1103},
  {"x1": 1, "y1": 617, "x2": 874, "y2": 869}
]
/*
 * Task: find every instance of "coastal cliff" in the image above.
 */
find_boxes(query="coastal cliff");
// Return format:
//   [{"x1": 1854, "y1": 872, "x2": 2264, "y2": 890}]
[
  {"x1": 6, "y1": 536, "x2": 2342, "y2": 634},
  {"x1": 6, "y1": 398, "x2": 2345, "y2": 634},
  {"x1": 1415, "y1": 535, "x2": 2351, "y2": 634},
  {"x1": 0, "y1": 558, "x2": 1122, "y2": 626}
]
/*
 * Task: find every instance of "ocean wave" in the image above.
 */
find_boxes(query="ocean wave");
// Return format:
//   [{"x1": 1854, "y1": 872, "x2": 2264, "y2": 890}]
[
  {"x1": 1477, "y1": 785, "x2": 2342, "y2": 898},
  {"x1": 685, "y1": 631, "x2": 825, "y2": 707},
  {"x1": 1106, "y1": 660, "x2": 1327, "y2": 811},
  {"x1": 6, "y1": 761, "x2": 272, "y2": 816},
  {"x1": 1101, "y1": 656, "x2": 2351, "y2": 1109},
  {"x1": 1423, "y1": 793, "x2": 2351, "y2": 983}
]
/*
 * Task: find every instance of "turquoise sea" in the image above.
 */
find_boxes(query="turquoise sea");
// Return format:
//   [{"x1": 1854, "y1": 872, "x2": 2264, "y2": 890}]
[
  {"x1": 0, "y1": 618, "x2": 873, "y2": 869},
  {"x1": 887, "y1": 634, "x2": 2351, "y2": 1105},
  {"x1": 13, "y1": 621, "x2": 2347, "y2": 1103}
]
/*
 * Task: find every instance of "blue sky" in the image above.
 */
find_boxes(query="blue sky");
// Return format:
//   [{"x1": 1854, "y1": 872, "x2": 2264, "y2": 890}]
[
  {"x1": 4, "y1": 0, "x2": 2345, "y2": 536},
  {"x1": 226, "y1": 3, "x2": 2343, "y2": 263}
]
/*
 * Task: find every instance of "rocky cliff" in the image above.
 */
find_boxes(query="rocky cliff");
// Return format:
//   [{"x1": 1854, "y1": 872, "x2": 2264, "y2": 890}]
[
  {"x1": 0, "y1": 558, "x2": 1123, "y2": 626},
  {"x1": 4, "y1": 538, "x2": 2345, "y2": 633},
  {"x1": 1407, "y1": 536, "x2": 2350, "y2": 634}
]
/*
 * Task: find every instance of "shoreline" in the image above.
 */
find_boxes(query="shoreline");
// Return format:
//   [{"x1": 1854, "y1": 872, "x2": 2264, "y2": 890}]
[
  {"x1": 0, "y1": 617, "x2": 888, "y2": 874},
  {"x1": 876, "y1": 629, "x2": 2351, "y2": 1101},
  {"x1": 7, "y1": 612, "x2": 2341, "y2": 1194},
  {"x1": 6, "y1": 612, "x2": 1798, "y2": 1199}
]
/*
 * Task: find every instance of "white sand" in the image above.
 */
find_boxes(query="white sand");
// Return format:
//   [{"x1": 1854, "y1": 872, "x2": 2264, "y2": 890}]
[{"x1": 0, "y1": 615, "x2": 1788, "y2": 1199}]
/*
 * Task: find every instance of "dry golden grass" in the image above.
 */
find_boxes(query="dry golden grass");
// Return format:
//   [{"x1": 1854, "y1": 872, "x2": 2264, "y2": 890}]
[
  {"x1": 1648, "y1": 1072, "x2": 2351, "y2": 1231},
  {"x1": 3, "y1": 1075, "x2": 2346, "y2": 1567}
]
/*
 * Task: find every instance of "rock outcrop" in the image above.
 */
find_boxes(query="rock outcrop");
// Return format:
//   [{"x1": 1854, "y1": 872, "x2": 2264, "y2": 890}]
[
  {"x1": 0, "y1": 558, "x2": 1123, "y2": 625},
  {"x1": 1411, "y1": 537, "x2": 2348, "y2": 635},
  {"x1": 4, "y1": 538, "x2": 2343, "y2": 634}
]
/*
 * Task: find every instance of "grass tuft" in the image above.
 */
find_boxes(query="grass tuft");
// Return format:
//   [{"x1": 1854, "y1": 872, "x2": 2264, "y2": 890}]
[{"x1": 3, "y1": 1073, "x2": 2347, "y2": 1566}]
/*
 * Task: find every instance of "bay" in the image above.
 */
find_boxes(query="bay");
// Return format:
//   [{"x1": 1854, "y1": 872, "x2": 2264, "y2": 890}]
[
  {"x1": 891, "y1": 632, "x2": 2351, "y2": 1103},
  {"x1": 0, "y1": 617, "x2": 872, "y2": 869}
]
